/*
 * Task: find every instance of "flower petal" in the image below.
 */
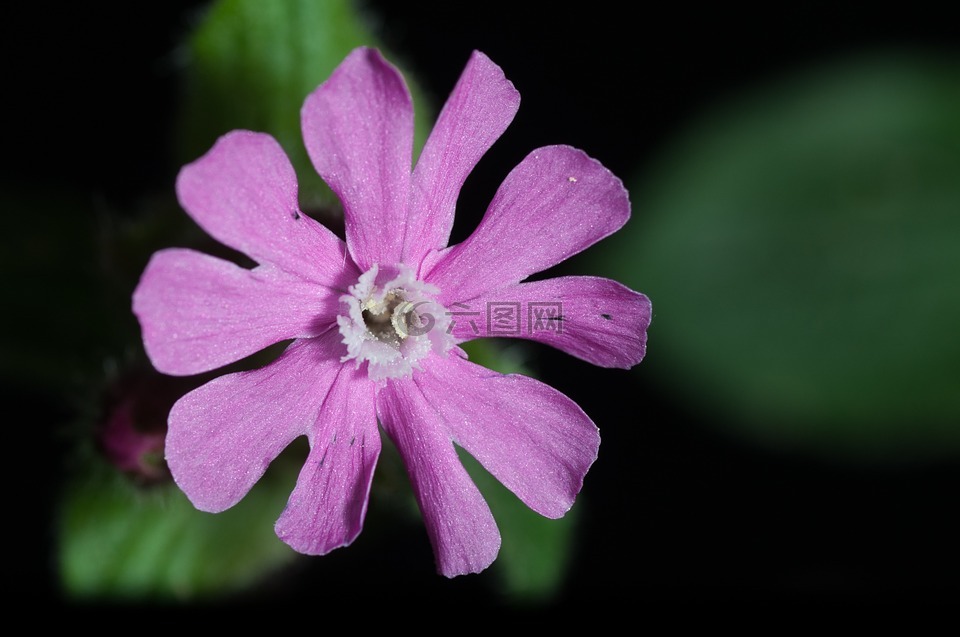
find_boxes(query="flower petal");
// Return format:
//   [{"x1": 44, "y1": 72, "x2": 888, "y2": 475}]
[
  {"x1": 133, "y1": 248, "x2": 345, "y2": 375},
  {"x1": 274, "y1": 365, "x2": 379, "y2": 555},
  {"x1": 404, "y1": 50, "x2": 520, "y2": 270},
  {"x1": 415, "y1": 354, "x2": 599, "y2": 519},
  {"x1": 449, "y1": 276, "x2": 652, "y2": 369},
  {"x1": 176, "y1": 130, "x2": 351, "y2": 282},
  {"x1": 166, "y1": 334, "x2": 343, "y2": 513},
  {"x1": 302, "y1": 47, "x2": 413, "y2": 270},
  {"x1": 424, "y1": 145, "x2": 630, "y2": 302},
  {"x1": 377, "y1": 378, "x2": 500, "y2": 577}
]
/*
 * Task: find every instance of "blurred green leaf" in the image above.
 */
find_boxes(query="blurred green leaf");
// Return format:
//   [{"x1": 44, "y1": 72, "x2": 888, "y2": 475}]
[
  {"x1": 592, "y1": 53, "x2": 960, "y2": 460},
  {"x1": 460, "y1": 339, "x2": 579, "y2": 602},
  {"x1": 459, "y1": 450, "x2": 578, "y2": 603},
  {"x1": 59, "y1": 453, "x2": 301, "y2": 599},
  {"x1": 178, "y1": 0, "x2": 430, "y2": 210},
  {"x1": 461, "y1": 338, "x2": 535, "y2": 376}
]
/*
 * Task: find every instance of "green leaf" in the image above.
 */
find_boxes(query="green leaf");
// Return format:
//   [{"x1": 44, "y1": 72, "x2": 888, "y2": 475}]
[
  {"x1": 59, "y1": 451, "x2": 302, "y2": 599},
  {"x1": 459, "y1": 450, "x2": 579, "y2": 603},
  {"x1": 591, "y1": 53, "x2": 960, "y2": 461},
  {"x1": 460, "y1": 338, "x2": 535, "y2": 376},
  {"x1": 178, "y1": 0, "x2": 429, "y2": 210}
]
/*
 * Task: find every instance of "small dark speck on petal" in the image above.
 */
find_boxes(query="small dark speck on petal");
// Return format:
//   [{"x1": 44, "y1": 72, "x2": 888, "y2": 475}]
[
  {"x1": 292, "y1": 210, "x2": 301, "y2": 220},
  {"x1": 349, "y1": 436, "x2": 356, "y2": 446},
  {"x1": 601, "y1": 313, "x2": 612, "y2": 320}
]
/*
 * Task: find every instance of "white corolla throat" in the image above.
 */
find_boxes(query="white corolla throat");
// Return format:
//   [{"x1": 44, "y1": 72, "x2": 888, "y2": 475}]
[{"x1": 338, "y1": 264, "x2": 453, "y2": 381}]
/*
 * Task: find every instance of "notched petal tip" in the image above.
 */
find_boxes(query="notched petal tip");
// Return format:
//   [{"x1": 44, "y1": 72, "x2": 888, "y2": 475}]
[
  {"x1": 468, "y1": 49, "x2": 521, "y2": 99},
  {"x1": 439, "y1": 534, "x2": 502, "y2": 578},
  {"x1": 632, "y1": 291, "x2": 654, "y2": 365}
]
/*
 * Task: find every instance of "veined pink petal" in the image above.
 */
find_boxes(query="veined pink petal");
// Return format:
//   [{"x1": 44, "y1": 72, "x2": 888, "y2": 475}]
[
  {"x1": 133, "y1": 248, "x2": 345, "y2": 376},
  {"x1": 302, "y1": 47, "x2": 413, "y2": 271},
  {"x1": 275, "y1": 365, "x2": 379, "y2": 555},
  {"x1": 424, "y1": 145, "x2": 630, "y2": 302},
  {"x1": 404, "y1": 50, "x2": 520, "y2": 271},
  {"x1": 176, "y1": 131, "x2": 351, "y2": 283},
  {"x1": 166, "y1": 334, "x2": 344, "y2": 513},
  {"x1": 449, "y1": 276, "x2": 652, "y2": 369},
  {"x1": 377, "y1": 378, "x2": 500, "y2": 577},
  {"x1": 415, "y1": 354, "x2": 599, "y2": 519}
]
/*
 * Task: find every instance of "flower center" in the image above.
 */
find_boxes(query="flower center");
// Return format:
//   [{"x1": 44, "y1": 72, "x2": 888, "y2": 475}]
[
  {"x1": 338, "y1": 264, "x2": 453, "y2": 381},
  {"x1": 361, "y1": 291, "x2": 415, "y2": 345}
]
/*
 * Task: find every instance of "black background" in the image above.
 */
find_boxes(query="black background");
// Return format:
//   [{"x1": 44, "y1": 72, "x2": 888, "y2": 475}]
[{"x1": 9, "y1": 0, "x2": 960, "y2": 610}]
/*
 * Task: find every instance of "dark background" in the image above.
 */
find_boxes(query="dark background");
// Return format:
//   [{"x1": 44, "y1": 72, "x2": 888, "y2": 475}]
[{"x1": 8, "y1": 1, "x2": 959, "y2": 608}]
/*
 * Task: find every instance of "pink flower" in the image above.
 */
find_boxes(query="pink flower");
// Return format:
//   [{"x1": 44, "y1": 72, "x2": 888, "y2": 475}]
[{"x1": 133, "y1": 47, "x2": 651, "y2": 576}]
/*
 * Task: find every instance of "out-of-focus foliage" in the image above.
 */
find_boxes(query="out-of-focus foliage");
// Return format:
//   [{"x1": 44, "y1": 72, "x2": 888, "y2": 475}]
[
  {"x1": 178, "y1": 0, "x2": 430, "y2": 210},
  {"x1": 60, "y1": 455, "x2": 300, "y2": 599},
  {"x1": 594, "y1": 53, "x2": 960, "y2": 460}
]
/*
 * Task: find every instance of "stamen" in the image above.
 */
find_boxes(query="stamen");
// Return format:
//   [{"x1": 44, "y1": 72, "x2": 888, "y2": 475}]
[
  {"x1": 361, "y1": 291, "x2": 411, "y2": 345},
  {"x1": 391, "y1": 300, "x2": 417, "y2": 338}
]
